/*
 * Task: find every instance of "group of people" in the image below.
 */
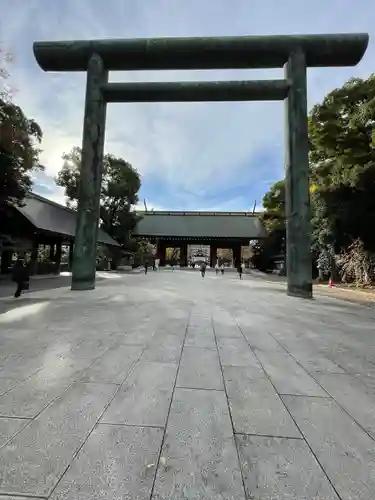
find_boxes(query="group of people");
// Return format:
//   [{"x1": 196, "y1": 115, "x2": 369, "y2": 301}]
[
  {"x1": 143, "y1": 259, "x2": 246, "y2": 280},
  {"x1": 199, "y1": 261, "x2": 246, "y2": 279},
  {"x1": 143, "y1": 258, "x2": 161, "y2": 274}
]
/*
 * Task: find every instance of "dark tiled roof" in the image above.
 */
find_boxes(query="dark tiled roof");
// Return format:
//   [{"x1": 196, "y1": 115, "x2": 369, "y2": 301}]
[
  {"x1": 15, "y1": 193, "x2": 120, "y2": 247},
  {"x1": 134, "y1": 211, "x2": 266, "y2": 239}
]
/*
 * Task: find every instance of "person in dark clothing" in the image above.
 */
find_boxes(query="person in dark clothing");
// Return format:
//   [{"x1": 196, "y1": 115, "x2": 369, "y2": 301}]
[
  {"x1": 144, "y1": 260, "x2": 149, "y2": 275},
  {"x1": 12, "y1": 258, "x2": 29, "y2": 298},
  {"x1": 200, "y1": 261, "x2": 207, "y2": 278},
  {"x1": 237, "y1": 263, "x2": 243, "y2": 280}
]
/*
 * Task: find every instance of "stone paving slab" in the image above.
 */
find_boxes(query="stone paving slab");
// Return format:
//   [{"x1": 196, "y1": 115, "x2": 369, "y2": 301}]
[
  {"x1": 184, "y1": 326, "x2": 216, "y2": 349},
  {"x1": 213, "y1": 321, "x2": 243, "y2": 338},
  {"x1": 0, "y1": 382, "x2": 117, "y2": 497},
  {"x1": 223, "y1": 366, "x2": 301, "y2": 438},
  {"x1": 177, "y1": 346, "x2": 223, "y2": 390},
  {"x1": 0, "y1": 352, "x2": 49, "y2": 380},
  {"x1": 0, "y1": 362, "x2": 78, "y2": 418},
  {"x1": 237, "y1": 434, "x2": 339, "y2": 499},
  {"x1": 80, "y1": 344, "x2": 143, "y2": 384},
  {"x1": 240, "y1": 327, "x2": 284, "y2": 352},
  {"x1": 120, "y1": 329, "x2": 155, "y2": 346},
  {"x1": 0, "y1": 417, "x2": 30, "y2": 448},
  {"x1": 255, "y1": 349, "x2": 328, "y2": 396},
  {"x1": 0, "y1": 378, "x2": 19, "y2": 397},
  {"x1": 315, "y1": 372, "x2": 375, "y2": 439},
  {"x1": 283, "y1": 395, "x2": 375, "y2": 500},
  {"x1": 152, "y1": 388, "x2": 245, "y2": 500},
  {"x1": 217, "y1": 336, "x2": 261, "y2": 367},
  {"x1": 50, "y1": 424, "x2": 164, "y2": 500},
  {"x1": 101, "y1": 361, "x2": 177, "y2": 427},
  {"x1": 141, "y1": 334, "x2": 184, "y2": 364},
  {"x1": 1, "y1": 270, "x2": 375, "y2": 498},
  {"x1": 286, "y1": 347, "x2": 346, "y2": 374}
]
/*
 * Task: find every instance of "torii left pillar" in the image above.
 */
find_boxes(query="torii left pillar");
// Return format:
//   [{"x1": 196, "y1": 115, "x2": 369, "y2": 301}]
[{"x1": 71, "y1": 54, "x2": 108, "y2": 290}]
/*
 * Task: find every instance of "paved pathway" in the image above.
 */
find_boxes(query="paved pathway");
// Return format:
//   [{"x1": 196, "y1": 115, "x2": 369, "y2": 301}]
[
  {"x1": 0, "y1": 270, "x2": 374, "y2": 499},
  {"x1": 0, "y1": 274, "x2": 73, "y2": 298}
]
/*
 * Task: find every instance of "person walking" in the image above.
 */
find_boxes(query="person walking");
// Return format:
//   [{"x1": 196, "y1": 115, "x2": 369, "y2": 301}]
[
  {"x1": 220, "y1": 263, "x2": 225, "y2": 276},
  {"x1": 200, "y1": 261, "x2": 207, "y2": 278},
  {"x1": 215, "y1": 261, "x2": 219, "y2": 275},
  {"x1": 237, "y1": 262, "x2": 243, "y2": 280},
  {"x1": 12, "y1": 258, "x2": 30, "y2": 298},
  {"x1": 144, "y1": 259, "x2": 149, "y2": 275}
]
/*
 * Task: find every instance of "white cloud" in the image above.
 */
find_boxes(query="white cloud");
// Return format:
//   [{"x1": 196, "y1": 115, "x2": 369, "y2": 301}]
[{"x1": 2, "y1": 0, "x2": 375, "y2": 208}]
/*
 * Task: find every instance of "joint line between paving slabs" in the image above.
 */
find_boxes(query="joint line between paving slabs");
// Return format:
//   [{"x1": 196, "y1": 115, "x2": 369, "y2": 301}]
[
  {"x1": 46, "y1": 341, "x2": 149, "y2": 499},
  {"x1": 284, "y1": 353, "x2": 375, "y2": 443},
  {"x1": 235, "y1": 431, "x2": 304, "y2": 440},
  {"x1": 0, "y1": 340, "x2": 125, "y2": 452},
  {"x1": 0, "y1": 415, "x2": 32, "y2": 420},
  {"x1": 278, "y1": 393, "x2": 331, "y2": 399},
  {"x1": 175, "y1": 385, "x2": 224, "y2": 392},
  {"x1": 0, "y1": 493, "x2": 47, "y2": 499},
  {"x1": 99, "y1": 422, "x2": 164, "y2": 430},
  {"x1": 148, "y1": 309, "x2": 192, "y2": 500},
  {"x1": 233, "y1": 315, "x2": 344, "y2": 500},
  {"x1": 211, "y1": 314, "x2": 248, "y2": 499},
  {"x1": 260, "y1": 320, "x2": 375, "y2": 444}
]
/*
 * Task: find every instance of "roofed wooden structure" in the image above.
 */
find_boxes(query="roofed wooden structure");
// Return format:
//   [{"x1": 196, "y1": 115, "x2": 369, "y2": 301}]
[
  {"x1": 14, "y1": 193, "x2": 119, "y2": 246},
  {"x1": 134, "y1": 211, "x2": 266, "y2": 242}
]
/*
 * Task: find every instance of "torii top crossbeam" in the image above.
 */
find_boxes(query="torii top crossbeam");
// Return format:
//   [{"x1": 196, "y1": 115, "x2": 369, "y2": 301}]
[{"x1": 33, "y1": 33, "x2": 368, "y2": 72}]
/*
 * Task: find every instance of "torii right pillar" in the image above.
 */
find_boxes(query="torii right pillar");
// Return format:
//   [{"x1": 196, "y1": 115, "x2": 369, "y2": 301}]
[{"x1": 284, "y1": 50, "x2": 312, "y2": 299}]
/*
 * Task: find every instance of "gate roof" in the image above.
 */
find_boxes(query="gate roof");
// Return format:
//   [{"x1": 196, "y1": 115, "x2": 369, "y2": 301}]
[{"x1": 134, "y1": 211, "x2": 266, "y2": 240}]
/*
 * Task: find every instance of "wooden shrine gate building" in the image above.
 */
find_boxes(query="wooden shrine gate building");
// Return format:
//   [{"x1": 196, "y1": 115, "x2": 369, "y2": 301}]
[{"x1": 134, "y1": 211, "x2": 267, "y2": 267}]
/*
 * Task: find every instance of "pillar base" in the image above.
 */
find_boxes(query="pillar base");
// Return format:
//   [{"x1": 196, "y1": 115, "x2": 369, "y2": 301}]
[
  {"x1": 287, "y1": 284, "x2": 313, "y2": 299},
  {"x1": 71, "y1": 280, "x2": 96, "y2": 291}
]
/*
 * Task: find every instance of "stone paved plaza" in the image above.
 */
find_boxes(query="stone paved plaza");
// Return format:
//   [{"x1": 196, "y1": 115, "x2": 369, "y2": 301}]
[{"x1": 0, "y1": 269, "x2": 374, "y2": 499}]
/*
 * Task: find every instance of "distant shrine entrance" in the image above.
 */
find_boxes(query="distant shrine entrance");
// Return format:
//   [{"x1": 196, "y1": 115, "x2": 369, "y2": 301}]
[
  {"x1": 33, "y1": 32, "x2": 368, "y2": 297},
  {"x1": 134, "y1": 211, "x2": 266, "y2": 268}
]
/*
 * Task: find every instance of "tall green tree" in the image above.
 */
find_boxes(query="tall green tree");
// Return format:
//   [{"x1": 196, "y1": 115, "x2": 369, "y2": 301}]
[
  {"x1": 0, "y1": 51, "x2": 43, "y2": 256},
  {"x1": 1, "y1": 47, "x2": 43, "y2": 211},
  {"x1": 0, "y1": 98, "x2": 43, "y2": 210},
  {"x1": 260, "y1": 74, "x2": 375, "y2": 280},
  {"x1": 309, "y1": 74, "x2": 375, "y2": 252},
  {"x1": 55, "y1": 147, "x2": 141, "y2": 246}
]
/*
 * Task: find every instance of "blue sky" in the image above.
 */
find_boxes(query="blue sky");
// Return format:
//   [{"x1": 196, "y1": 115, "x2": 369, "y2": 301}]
[{"x1": 1, "y1": 0, "x2": 374, "y2": 210}]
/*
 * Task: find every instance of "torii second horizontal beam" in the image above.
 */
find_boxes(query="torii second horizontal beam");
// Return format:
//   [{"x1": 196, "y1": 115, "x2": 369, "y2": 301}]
[{"x1": 101, "y1": 80, "x2": 290, "y2": 102}]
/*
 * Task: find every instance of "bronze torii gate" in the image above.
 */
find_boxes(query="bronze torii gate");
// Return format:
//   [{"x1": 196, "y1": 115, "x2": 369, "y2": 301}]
[{"x1": 33, "y1": 33, "x2": 368, "y2": 298}]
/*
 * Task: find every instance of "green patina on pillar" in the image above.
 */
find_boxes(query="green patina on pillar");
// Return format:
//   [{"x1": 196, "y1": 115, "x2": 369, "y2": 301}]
[
  {"x1": 285, "y1": 50, "x2": 312, "y2": 298},
  {"x1": 71, "y1": 53, "x2": 108, "y2": 291}
]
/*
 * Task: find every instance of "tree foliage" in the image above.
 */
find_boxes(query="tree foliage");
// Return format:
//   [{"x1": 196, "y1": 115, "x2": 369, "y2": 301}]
[
  {"x1": 55, "y1": 147, "x2": 141, "y2": 246},
  {"x1": 0, "y1": 44, "x2": 12, "y2": 101},
  {"x1": 0, "y1": 98, "x2": 43, "y2": 210},
  {"x1": 262, "y1": 180, "x2": 285, "y2": 215},
  {"x1": 309, "y1": 74, "x2": 375, "y2": 251},
  {"x1": 260, "y1": 74, "x2": 375, "y2": 282},
  {"x1": 0, "y1": 47, "x2": 42, "y2": 211}
]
